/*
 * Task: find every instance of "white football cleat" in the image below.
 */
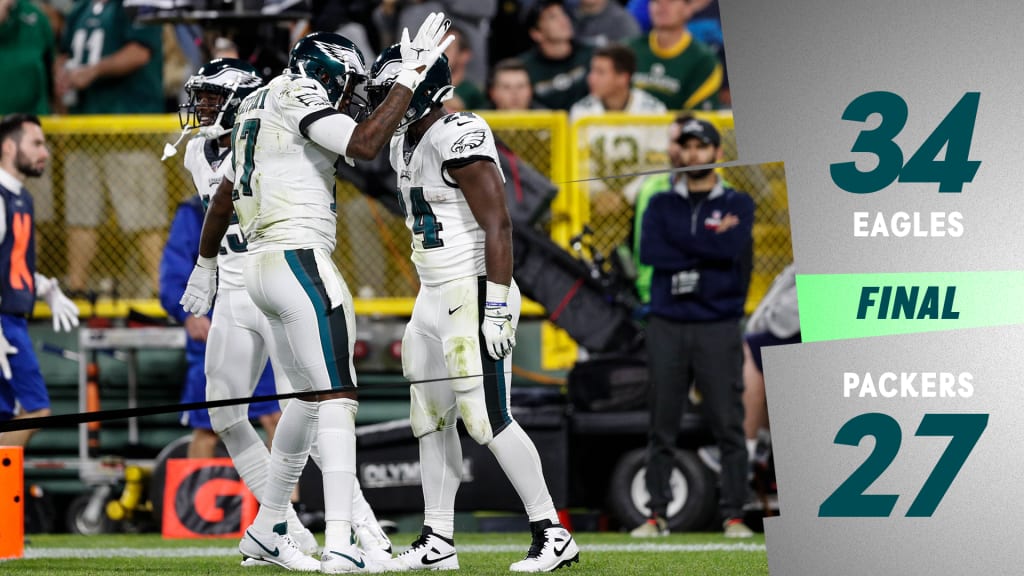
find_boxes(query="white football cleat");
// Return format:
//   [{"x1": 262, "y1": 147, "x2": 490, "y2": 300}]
[
  {"x1": 291, "y1": 524, "x2": 320, "y2": 556},
  {"x1": 238, "y1": 522, "x2": 320, "y2": 571},
  {"x1": 380, "y1": 526, "x2": 459, "y2": 571},
  {"x1": 321, "y1": 543, "x2": 384, "y2": 574},
  {"x1": 509, "y1": 519, "x2": 580, "y2": 573},
  {"x1": 356, "y1": 523, "x2": 393, "y2": 563}
]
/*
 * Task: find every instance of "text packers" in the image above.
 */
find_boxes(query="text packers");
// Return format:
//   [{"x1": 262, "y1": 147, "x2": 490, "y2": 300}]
[{"x1": 843, "y1": 372, "x2": 974, "y2": 399}]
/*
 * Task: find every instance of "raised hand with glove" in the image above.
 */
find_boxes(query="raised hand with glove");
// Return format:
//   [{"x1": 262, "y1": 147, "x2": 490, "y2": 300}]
[
  {"x1": 481, "y1": 281, "x2": 516, "y2": 361},
  {"x1": 34, "y1": 273, "x2": 80, "y2": 333},
  {"x1": 179, "y1": 255, "x2": 218, "y2": 317},
  {"x1": 394, "y1": 11, "x2": 455, "y2": 91}
]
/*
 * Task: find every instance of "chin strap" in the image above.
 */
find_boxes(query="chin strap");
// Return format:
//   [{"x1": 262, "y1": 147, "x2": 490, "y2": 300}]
[
  {"x1": 160, "y1": 126, "x2": 193, "y2": 162},
  {"x1": 162, "y1": 79, "x2": 241, "y2": 161}
]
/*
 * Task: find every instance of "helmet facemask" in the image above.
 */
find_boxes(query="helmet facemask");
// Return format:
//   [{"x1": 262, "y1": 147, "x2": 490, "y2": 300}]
[
  {"x1": 179, "y1": 59, "x2": 262, "y2": 140},
  {"x1": 180, "y1": 81, "x2": 237, "y2": 139},
  {"x1": 366, "y1": 49, "x2": 454, "y2": 135},
  {"x1": 293, "y1": 57, "x2": 369, "y2": 120}
]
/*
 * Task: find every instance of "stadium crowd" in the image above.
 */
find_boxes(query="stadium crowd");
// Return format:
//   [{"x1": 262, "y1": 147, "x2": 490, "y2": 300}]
[{"x1": 0, "y1": 0, "x2": 728, "y2": 119}]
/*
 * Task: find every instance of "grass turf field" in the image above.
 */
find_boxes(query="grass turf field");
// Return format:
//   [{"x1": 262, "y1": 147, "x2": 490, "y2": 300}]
[{"x1": 4, "y1": 532, "x2": 768, "y2": 575}]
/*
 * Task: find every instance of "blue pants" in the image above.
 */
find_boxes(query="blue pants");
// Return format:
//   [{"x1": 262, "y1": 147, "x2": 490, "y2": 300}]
[
  {"x1": 180, "y1": 359, "x2": 280, "y2": 430},
  {"x1": 0, "y1": 315, "x2": 48, "y2": 421}
]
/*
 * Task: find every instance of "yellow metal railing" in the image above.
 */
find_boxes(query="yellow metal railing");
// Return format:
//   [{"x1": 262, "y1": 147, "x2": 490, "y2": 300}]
[{"x1": 32, "y1": 110, "x2": 791, "y2": 371}]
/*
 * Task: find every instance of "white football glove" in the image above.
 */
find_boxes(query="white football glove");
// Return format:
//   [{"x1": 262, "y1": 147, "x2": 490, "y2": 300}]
[
  {"x1": 481, "y1": 281, "x2": 516, "y2": 361},
  {"x1": 179, "y1": 256, "x2": 218, "y2": 317},
  {"x1": 0, "y1": 329, "x2": 17, "y2": 381},
  {"x1": 35, "y1": 274, "x2": 80, "y2": 333},
  {"x1": 395, "y1": 11, "x2": 455, "y2": 91}
]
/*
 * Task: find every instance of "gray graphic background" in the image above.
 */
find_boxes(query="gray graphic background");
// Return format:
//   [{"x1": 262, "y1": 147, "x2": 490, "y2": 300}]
[
  {"x1": 762, "y1": 332, "x2": 1024, "y2": 574},
  {"x1": 721, "y1": 0, "x2": 1024, "y2": 273},
  {"x1": 716, "y1": 1, "x2": 1024, "y2": 572}
]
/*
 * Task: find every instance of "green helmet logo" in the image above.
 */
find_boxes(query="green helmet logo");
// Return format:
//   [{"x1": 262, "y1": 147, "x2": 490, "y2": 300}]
[
  {"x1": 180, "y1": 58, "x2": 263, "y2": 138},
  {"x1": 288, "y1": 32, "x2": 367, "y2": 108},
  {"x1": 366, "y1": 43, "x2": 454, "y2": 134}
]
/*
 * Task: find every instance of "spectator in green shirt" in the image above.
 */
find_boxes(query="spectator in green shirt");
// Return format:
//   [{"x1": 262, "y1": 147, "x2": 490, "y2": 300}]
[
  {"x1": 518, "y1": 0, "x2": 592, "y2": 111},
  {"x1": 626, "y1": 0, "x2": 722, "y2": 110},
  {"x1": 56, "y1": 0, "x2": 165, "y2": 297},
  {"x1": 0, "y1": 0, "x2": 55, "y2": 115}
]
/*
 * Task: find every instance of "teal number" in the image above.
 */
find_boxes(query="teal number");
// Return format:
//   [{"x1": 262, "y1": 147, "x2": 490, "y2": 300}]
[
  {"x1": 898, "y1": 92, "x2": 981, "y2": 193},
  {"x1": 819, "y1": 412, "x2": 901, "y2": 517},
  {"x1": 831, "y1": 91, "x2": 980, "y2": 193},
  {"x1": 409, "y1": 186, "x2": 444, "y2": 249},
  {"x1": 820, "y1": 413, "x2": 988, "y2": 517},
  {"x1": 225, "y1": 212, "x2": 248, "y2": 253},
  {"x1": 232, "y1": 118, "x2": 261, "y2": 198},
  {"x1": 829, "y1": 91, "x2": 908, "y2": 194},
  {"x1": 906, "y1": 413, "x2": 988, "y2": 517},
  {"x1": 200, "y1": 195, "x2": 247, "y2": 254}
]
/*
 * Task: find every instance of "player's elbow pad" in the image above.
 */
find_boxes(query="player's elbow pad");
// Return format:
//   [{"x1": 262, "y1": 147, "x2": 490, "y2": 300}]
[{"x1": 306, "y1": 113, "x2": 356, "y2": 158}]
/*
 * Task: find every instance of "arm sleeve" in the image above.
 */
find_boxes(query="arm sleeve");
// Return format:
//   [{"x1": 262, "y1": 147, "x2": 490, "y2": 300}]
[
  {"x1": 639, "y1": 193, "x2": 698, "y2": 270},
  {"x1": 277, "y1": 76, "x2": 355, "y2": 155},
  {"x1": 159, "y1": 203, "x2": 202, "y2": 324},
  {"x1": 306, "y1": 112, "x2": 358, "y2": 157}
]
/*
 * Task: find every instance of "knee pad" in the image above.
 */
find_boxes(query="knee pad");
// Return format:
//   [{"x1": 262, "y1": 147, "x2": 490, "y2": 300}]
[
  {"x1": 410, "y1": 389, "x2": 458, "y2": 439},
  {"x1": 455, "y1": 393, "x2": 495, "y2": 446},
  {"x1": 208, "y1": 404, "x2": 246, "y2": 435}
]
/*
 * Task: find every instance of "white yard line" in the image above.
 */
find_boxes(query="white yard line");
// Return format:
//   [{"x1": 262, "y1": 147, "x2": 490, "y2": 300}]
[{"x1": 23, "y1": 543, "x2": 765, "y2": 559}]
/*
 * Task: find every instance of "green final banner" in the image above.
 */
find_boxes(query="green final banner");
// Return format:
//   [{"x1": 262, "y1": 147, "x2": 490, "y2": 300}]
[{"x1": 796, "y1": 271, "x2": 1024, "y2": 342}]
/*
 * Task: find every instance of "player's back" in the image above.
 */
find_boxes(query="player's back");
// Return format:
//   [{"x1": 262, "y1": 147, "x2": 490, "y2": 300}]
[
  {"x1": 390, "y1": 111, "x2": 504, "y2": 286},
  {"x1": 231, "y1": 74, "x2": 340, "y2": 254}
]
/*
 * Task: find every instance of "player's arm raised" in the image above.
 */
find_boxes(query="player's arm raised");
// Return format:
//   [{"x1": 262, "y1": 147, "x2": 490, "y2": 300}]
[
  {"x1": 349, "y1": 13, "x2": 454, "y2": 159},
  {"x1": 453, "y1": 159, "x2": 516, "y2": 359}
]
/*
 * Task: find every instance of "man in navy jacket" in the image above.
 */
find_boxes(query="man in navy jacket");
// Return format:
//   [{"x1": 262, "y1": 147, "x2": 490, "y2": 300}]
[{"x1": 633, "y1": 117, "x2": 755, "y2": 538}]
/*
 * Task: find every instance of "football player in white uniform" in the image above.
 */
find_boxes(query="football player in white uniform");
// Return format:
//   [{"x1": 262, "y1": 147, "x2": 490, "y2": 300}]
[
  {"x1": 364, "y1": 46, "x2": 580, "y2": 573},
  {"x1": 173, "y1": 58, "x2": 394, "y2": 565},
  {"x1": 180, "y1": 18, "x2": 454, "y2": 574}
]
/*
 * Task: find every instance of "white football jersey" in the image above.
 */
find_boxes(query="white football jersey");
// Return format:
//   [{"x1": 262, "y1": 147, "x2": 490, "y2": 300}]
[
  {"x1": 183, "y1": 136, "x2": 247, "y2": 290},
  {"x1": 569, "y1": 89, "x2": 670, "y2": 204},
  {"x1": 229, "y1": 74, "x2": 357, "y2": 254},
  {"x1": 568, "y1": 87, "x2": 667, "y2": 120},
  {"x1": 389, "y1": 111, "x2": 505, "y2": 286}
]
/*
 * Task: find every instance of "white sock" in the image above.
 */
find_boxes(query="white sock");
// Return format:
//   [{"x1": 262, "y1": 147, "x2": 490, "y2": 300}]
[
  {"x1": 318, "y1": 398, "x2": 358, "y2": 550},
  {"x1": 419, "y1": 426, "x2": 461, "y2": 539},
  {"x1": 352, "y1": 478, "x2": 388, "y2": 546},
  {"x1": 746, "y1": 438, "x2": 757, "y2": 463},
  {"x1": 308, "y1": 410, "x2": 322, "y2": 471},
  {"x1": 488, "y1": 421, "x2": 558, "y2": 524},
  {"x1": 253, "y1": 399, "x2": 315, "y2": 534},
  {"x1": 219, "y1": 422, "x2": 270, "y2": 501}
]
